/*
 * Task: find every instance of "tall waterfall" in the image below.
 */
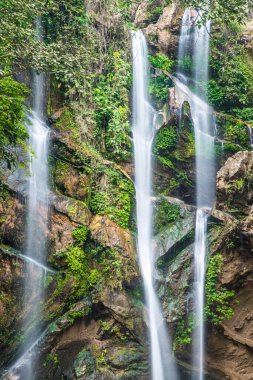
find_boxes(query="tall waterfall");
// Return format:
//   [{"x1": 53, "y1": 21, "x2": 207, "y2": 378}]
[
  {"x1": 176, "y1": 10, "x2": 216, "y2": 380},
  {"x1": 3, "y1": 19, "x2": 50, "y2": 380},
  {"x1": 132, "y1": 30, "x2": 178, "y2": 380}
]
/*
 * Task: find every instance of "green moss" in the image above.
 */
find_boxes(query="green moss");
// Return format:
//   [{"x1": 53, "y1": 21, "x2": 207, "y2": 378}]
[
  {"x1": 209, "y1": 24, "x2": 253, "y2": 111},
  {"x1": 205, "y1": 254, "x2": 236, "y2": 325},
  {"x1": 72, "y1": 225, "x2": 88, "y2": 247},
  {"x1": 93, "y1": 51, "x2": 131, "y2": 161},
  {"x1": 223, "y1": 122, "x2": 250, "y2": 149},
  {"x1": 50, "y1": 235, "x2": 125, "y2": 307},
  {"x1": 154, "y1": 199, "x2": 181, "y2": 234},
  {"x1": 149, "y1": 53, "x2": 174, "y2": 72},
  {"x1": 173, "y1": 313, "x2": 194, "y2": 350},
  {"x1": 148, "y1": 53, "x2": 174, "y2": 107},
  {"x1": 153, "y1": 126, "x2": 178, "y2": 170},
  {"x1": 153, "y1": 122, "x2": 194, "y2": 197},
  {"x1": 95, "y1": 349, "x2": 108, "y2": 371},
  {"x1": 54, "y1": 160, "x2": 71, "y2": 190},
  {"x1": 0, "y1": 76, "x2": 28, "y2": 169},
  {"x1": 67, "y1": 309, "x2": 89, "y2": 325},
  {"x1": 74, "y1": 349, "x2": 96, "y2": 377},
  {"x1": 90, "y1": 167, "x2": 134, "y2": 229},
  {"x1": 54, "y1": 109, "x2": 78, "y2": 131},
  {"x1": 43, "y1": 353, "x2": 59, "y2": 368}
]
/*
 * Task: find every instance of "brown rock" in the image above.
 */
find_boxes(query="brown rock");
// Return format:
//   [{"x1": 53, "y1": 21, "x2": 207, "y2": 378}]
[
  {"x1": 216, "y1": 151, "x2": 253, "y2": 214},
  {"x1": 89, "y1": 215, "x2": 133, "y2": 257},
  {"x1": 52, "y1": 195, "x2": 92, "y2": 226},
  {"x1": 144, "y1": 4, "x2": 183, "y2": 54}
]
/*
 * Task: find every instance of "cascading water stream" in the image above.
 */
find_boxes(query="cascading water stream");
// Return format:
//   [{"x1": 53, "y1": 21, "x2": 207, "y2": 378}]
[
  {"x1": 176, "y1": 10, "x2": 216, "y2": 380},
  {"x1": 3, "y1": 19, "x2": 50, "y2": 380},
  {"x1": 132, "y1": 30, "x2": 178, "y2": 380}
]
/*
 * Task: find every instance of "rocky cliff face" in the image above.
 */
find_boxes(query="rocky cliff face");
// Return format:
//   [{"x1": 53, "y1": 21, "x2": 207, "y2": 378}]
[{"x1": 1, "y1": 1, "x2": 253, "y2": 379}]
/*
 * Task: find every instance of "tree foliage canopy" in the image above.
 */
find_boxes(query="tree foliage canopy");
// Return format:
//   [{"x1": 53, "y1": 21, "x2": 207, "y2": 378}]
[
  {"x1": 0, "y1": 77, "x2": 28, "y2": 166},
  {"x1": 181, "y1": 0, "x2": 253, "y2": 25}
]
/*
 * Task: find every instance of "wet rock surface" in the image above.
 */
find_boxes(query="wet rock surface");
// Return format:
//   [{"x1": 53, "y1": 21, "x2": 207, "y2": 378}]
[{"x1": 157, "y1": 150, "x2": 253, "y2": 379}]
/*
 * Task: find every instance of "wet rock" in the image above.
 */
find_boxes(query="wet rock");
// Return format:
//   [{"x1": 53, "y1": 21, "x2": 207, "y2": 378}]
[
  {"x1": 154, "y1": 208, "x2": 195, "y2": 260},
  {"x1": 73, "y1": 348, "x2": 97, "y2": 379}
]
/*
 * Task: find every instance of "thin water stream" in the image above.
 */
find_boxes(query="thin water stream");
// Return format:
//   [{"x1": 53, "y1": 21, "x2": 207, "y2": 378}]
[
  {"x1": 176, "y1": 10, "x2": 216, "y2": 380},
  {"x1": 3, "y1": 19, "x2": 50, "y2": 380},
  {"x1": 132, "y1": 30, "x2": 178, "y2": 380}
]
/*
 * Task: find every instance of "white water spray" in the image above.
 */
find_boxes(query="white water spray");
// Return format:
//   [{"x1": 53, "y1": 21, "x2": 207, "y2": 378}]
[
  {"x1": 3, "y1": 19, "x2": 50, "y2": 380},
  {"x1": 177, "y1": 10, "x2": 216, "y2": 380},
  {"x1": 132, "y1": 30, "x2": 178, "y2": 380}
]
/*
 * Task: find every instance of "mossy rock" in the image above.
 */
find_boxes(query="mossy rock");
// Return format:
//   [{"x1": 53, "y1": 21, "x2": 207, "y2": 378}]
[
  {"x1": 153, "y1": 115, "x2": 195, "y2": 203},
  {"x1": 154, "y1": 198, "x2": 181, "y2": 234},
  {"x1": 73, "y1": 349, "x2": 96, "y2": 378},
  {"x1": 54, "y1": 160, "x2": 91, "y2": 200}
]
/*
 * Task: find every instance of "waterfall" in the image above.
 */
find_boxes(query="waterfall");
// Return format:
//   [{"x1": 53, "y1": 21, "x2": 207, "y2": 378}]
[
  {"x1": 132, "y1": 30, "x2": 178, "y2": 380},
  {"x1": 3, "y1": 19, "x2": 50, "y2": 380},
  {"x1": 176, "y1": 10, "x2": 216, "y2": 380},
  {"x1": 177, "y1": 8, "x2": 194, "y2": 83}
]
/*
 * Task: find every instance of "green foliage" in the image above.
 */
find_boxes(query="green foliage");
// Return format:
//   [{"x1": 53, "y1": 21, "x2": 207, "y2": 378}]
[
  {"x1": 149, "y1": 74, "x2": 171, "y2": 106},
  {"x1": 0, "y1": 0, "x2": 135, "y2": 104},
  {"x1": 181, "y1": 0, "x2": 253, "y2": 25},
  {"x1": 117, "y1": 0, "x2": 134, "y2": 21},
  {"x1": 207, "y1": 79, "x2": 224, "y2": 107},
  {"x1": 72, "y1": 225, "x2": 88, "y2": 247},
  {"x1": 90, "y1": 168, "x2": 134, "y2": 229},
  {"x1": 205, "y1": 254, "x2": 235, "y2": 325},
  {"x1": 149, "y1": 53, "x2": 174, "y2": 107},
  {"x1": 153, "y1": 122, "x2": 194, "y2": 196},
  {"x1": 223, "y1": 122, "x2": 250, "y2": 149},
  {"x1": 52, "y1": 239, "x2": 124, "y2": 305},
  {"x1": 149, "y1": 53, "x2": 173, "y2": 72},
  {"x1": 54, "y1": 110, "x2": 77, "y2": 131},
  {"x1": 0, "y1": 1, "x2": 100, "y2": 99},
  {"x1": 64, "y1": 246, "x2": 90, "y2": 299},
  {"x1": 0, "y1": 76, "x2": 28, "y2": 167},
  {"x1": 209, "y1": 26, "x2": 253, "y2": 111},
  {"x1": 154, "y1": 199, "x2": 181, "y2": 234},
  {"x1": 235, "y1": 178, "x2": 244, "y2": 191},
  {"x1": 67, "y1": 309, "x2": 88, "y2": 325},
  {"x1": 154, "y1": 127, "x2": 178, "y2": 163},
  {"x1": 43, "y1": 353, "x2": 59, "y2": 368},
  {"x1": 231, "y1": 108, "x2": 253, "y2": 124},
  {"x1": 173, "y1": 314, "x2": 194, "y2": 350},
  {"x1": 93, "y1": 51, "x2": 131, "y2": 161}
]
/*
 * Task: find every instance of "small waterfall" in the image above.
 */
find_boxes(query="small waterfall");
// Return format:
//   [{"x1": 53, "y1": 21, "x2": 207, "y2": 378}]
[
  {"x1": 132, "y1": 30, "x2": 178, "y2": 380},
  {"x1": 177, "y1": 8, "x2": 194, "y2": 82},
  {"x1": 3, "y1": 19, "x2": 50, "y2": 380},
  {"x1": 176, "y1": 10, "x2": 216, "y2": 380}
]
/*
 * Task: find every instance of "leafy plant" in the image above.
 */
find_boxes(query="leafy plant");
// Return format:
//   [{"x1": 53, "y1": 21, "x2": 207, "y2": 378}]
[
  {"x1": 149, "y1": 53, "x2": 174, "y2": 107},
  {"x1": 174, "y1": 314, "x2": 194, "y2": 350},
  {"x1": 154, "y1": 199, "x2": 181, "y2": 234},
  {"x1": 181, "y1": 0, "x2": 253, "y2": 25},
  {"x1": 93, "y1": 51, "x2": 131, "y2": 161},
  {"x1": 205, "y1": 254, "x2": 236, "y2": 325},
  {"x1": 90, "y1": 167, "x2": 134, "y2": 229},
  {"x1": 0, "y1": 76, "x2": 28, "y2": 168},
  {"x1": 72, "y1": 225, "x2": 89, "y2": 247},
  {"x1": 149, "y1": 53, "x2": 174, "y2": 72}
]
